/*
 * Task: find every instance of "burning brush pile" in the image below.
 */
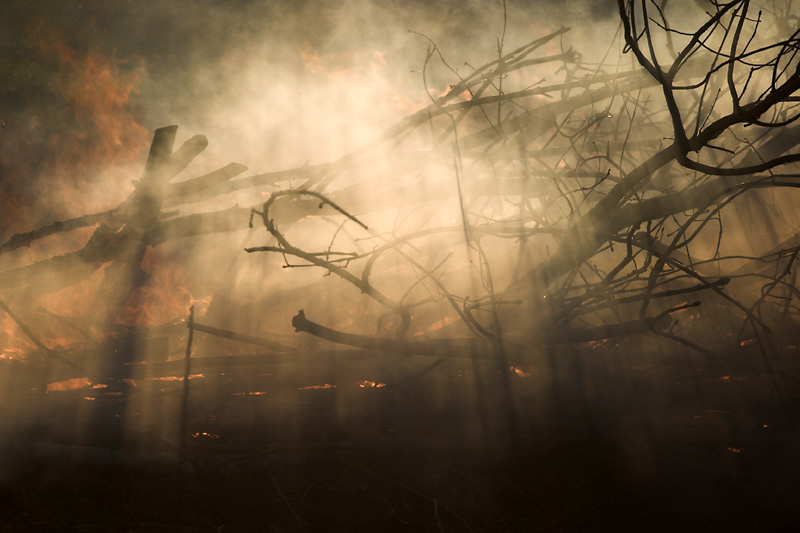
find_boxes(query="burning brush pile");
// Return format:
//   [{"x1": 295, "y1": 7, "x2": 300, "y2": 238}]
[{"x1": 2, "y1": 2, "x2": 800, "y2": 530}]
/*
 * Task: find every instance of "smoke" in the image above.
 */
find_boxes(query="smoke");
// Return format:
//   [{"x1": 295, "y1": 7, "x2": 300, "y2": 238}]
[
  {"x1": 1, "y1": 0, "x2": 620, "y2": 175},
  {"x1": 0, "y1": 0, "x2": 616, "y2": 297},
  {"x1": 2, "y1": 0, "x2": 755, "y2": 459}
]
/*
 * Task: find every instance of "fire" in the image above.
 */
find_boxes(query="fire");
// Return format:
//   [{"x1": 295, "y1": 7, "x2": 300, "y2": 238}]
[
  {"x1": 0, "y1": 347, "x2": 27, "y2": 361},
  {"x1": 191, "y1": 432, "x2": 221, "y2": 440},
  {"x1": 413, "y1": 316, "x2": 457, "y2": 336},
  {"x1": 147, "y1": 375, "x2": 206, "y2": 382},
  {"x1": 510, "y1": 366, "x2": 531, "y2": 377},
  {"x1": 37, "y1": 30, "x2": 149, "y2": 172},
  {"x1": 0, "y1": 313, "x2": 35, "y2": 360},
  {"x1": 437, "y1": 87, "x2": 472, "y2": 102},
  {"x1": 117, "y1": 248, "x2": 209, "y2": 328},
  {"x1": 37, "y1": 262, "x2": 107, "y2": 312},
  {"x1": 299, "y1": 384, "x2": 337, "y2": 390},
  {"x1": 0, "y1": 28, "x2": 153, "y2": 354},
  {"x1": 358, "y1": 380, "x2": 386, "y2": 388},
  {"x1": 46, "y1": 377, "x2": 91, "y2": 392},
  {"x1": 2, "y1": 28, "x2": 148, "y2": 235}
]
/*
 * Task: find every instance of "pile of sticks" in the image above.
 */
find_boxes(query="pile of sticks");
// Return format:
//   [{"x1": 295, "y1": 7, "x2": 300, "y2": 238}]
[{"x1": 2, "y1": 0, "x2": 800, "y2": 386}]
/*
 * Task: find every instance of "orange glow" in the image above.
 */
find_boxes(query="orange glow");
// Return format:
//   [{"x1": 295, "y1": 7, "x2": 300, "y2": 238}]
[
  {"x1": 0, "y1": 27, "x2": 148, "y2": 235},
  {"x1": 413, "y1": 316, "x2": 457, "y2": 336},
  {"x1": 0, "y1": 343, "x2": 30, "y2": 362},
  {"x1": 436, "y1": 86, "x2": 472, "y2": 102},
  {"x1": 0, "y1": 30, "x2": 147, "y2": 240},
  {"x1": 46, "y1": 377, "x2": 91, "y2": 392},
  {"x1": 191, "y1": 432, "x2": 221, "y2": 439},
  {"x1": 299, "y1": 384, "x2": 337, "y2": 390},
  {"x1": 0, "y1": 28, "x2": 152, "y2": 355},
  {"x1": 34, "y1": 266, "x2": 109, "y2": 350},
  {"x1": 358, "y1": 380, "x2": 386, "y2": 388},
  {"x1": 427, "y1": 316, "x2": 456, "y2": 332},
  {"x1": 510, "y1": 366, "x2": 531, "y2": 377},
  {"x1": 117, "y1": 248, "x2": 210, "y2": 327},
  {"x1": 37, "y1": 31, "x2": 149, "y2": 173},
  {"x1": 147, "y1": 374, "x2": 206, "y2": 382},
  {"x1": 726, "y1": 447, "x2": 742, "y2": 454}
]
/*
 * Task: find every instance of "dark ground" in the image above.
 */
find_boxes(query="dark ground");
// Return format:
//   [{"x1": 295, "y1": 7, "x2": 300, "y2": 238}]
[{"x1": 1, "y1": 338, "x2": 799, "y2": 531}]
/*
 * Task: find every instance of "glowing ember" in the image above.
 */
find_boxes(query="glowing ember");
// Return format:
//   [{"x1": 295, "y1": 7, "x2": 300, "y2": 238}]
[
  {"x1": 299, "y1": 384, "x2": 337, "y2": 390},
  {"x1": 0, "y1": 347, "x2": 27, "y2": 361},
  {"x1": 147, "y1": 374, "x2": 206, "y2": 382},
  {"x1": 510, "y1": 367, "x2": 531, "y2": 377},
  {"x1": 358, "y1": 380, "x2": 386, "y2": 388},
  {"x1": 191, "y1": 432, "x2": 221, "y2": 439},
  {"x1": 414, "y1": 316, "x2": 457, "y2": 336}
]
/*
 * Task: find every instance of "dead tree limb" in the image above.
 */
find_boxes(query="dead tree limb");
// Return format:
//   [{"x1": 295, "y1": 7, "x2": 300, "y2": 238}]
[
  {"x1": 0, "y1": 210, "x2": 115, "y2": 255},
  {"x1": 291, "y1": 309, "x2": 489, "y2": 358},
  {"x1": 191, "y1": 321, "x2": 294, "y2": 352}
]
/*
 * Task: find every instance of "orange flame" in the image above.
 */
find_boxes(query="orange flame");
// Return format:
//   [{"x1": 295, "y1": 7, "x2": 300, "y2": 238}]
[
  {"x1": 510, "y1": 366, "x2": 531, "y2": 377},
  {"x1": 37, "y1": 31, "x2": 149, "y2": 173},
  {"x1": 2, "y1": 30, "x2": 148, "y2": 242},
  {"x1": 358, "y1": 380, "x2": 386, "y2": 388},
  {"x1": 299, "y1": 384, "x2": 337, "y2": 390},
  {"x1": 117, "y1": 248, "x2": 208, "y2": 328}
]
